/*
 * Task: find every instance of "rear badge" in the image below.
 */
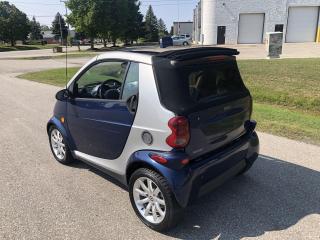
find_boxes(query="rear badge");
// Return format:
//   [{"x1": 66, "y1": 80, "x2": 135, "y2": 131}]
[{"x1": 142, "y1": 131, "x2": 153, "y2": 145}]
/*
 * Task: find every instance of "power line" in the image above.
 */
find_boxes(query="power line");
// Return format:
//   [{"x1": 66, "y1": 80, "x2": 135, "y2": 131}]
[
  {"x1": 18, "y1": 0, "x2": 198, "y2": 24},
  {"x1": 11, "y1": 1, "x2": 62, "y2": 6},
  {"x1": 27, "y1": 15, "x2": 57, "y2": 17},
  {"x1": 11, "y1": 0, "x2": 198, "y2": 7}
]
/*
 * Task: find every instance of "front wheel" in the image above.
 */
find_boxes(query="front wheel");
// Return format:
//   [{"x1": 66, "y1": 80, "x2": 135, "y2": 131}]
[
  {"x1": 129, "y1": 168, "x2": 182, "y2": 232},
  {"x1": 49, "y1": 126, "x2": 74, "y2": 164},
  {"x1": 183, "y1": 41, "x2": 189, "y2": 46}
]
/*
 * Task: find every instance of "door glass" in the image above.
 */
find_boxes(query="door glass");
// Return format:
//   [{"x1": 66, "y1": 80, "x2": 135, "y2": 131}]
[
  {"x1": 74, "y1": 61, "x2": 128, "y2": 99},
  {"x1": 122, "y1": 62, "x2": 139, "y2": 100}
]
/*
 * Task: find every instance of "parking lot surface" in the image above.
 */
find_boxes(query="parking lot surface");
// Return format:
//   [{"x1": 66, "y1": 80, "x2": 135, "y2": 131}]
[{"x1": 0, "y1": 54, "x2": 319, "y2": 240}]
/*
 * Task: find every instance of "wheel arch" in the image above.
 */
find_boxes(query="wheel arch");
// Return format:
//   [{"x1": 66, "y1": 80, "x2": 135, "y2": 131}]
[
  {"x1": 47, "y1": 117, "x2": 75, "y2": 151},
  {"x1": 47, "y1": 122, "x2": 54, "y2": 134},
  {"x1": 126, "y1": 160, "x2": 163, "y2": 185},
  {"x1": 125, "y1": 150, "x2": 188, "y2": 207}
]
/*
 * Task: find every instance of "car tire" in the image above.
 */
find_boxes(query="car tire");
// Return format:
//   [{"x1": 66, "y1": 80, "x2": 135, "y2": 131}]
[
  {"x1": 48, "y1": 126, "x2": 74, "y2": 165},
  {"x1": 129, "y1": 168, "x2": 182, "y2": 232},
  {"x1": 183, "y1": 42, "x2": 189, "y2": 46},
  {"x1": 238, "y1": 160, "x2": 255, "y2": 176}
]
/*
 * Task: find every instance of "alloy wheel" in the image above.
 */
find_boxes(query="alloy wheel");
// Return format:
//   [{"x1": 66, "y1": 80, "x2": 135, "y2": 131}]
[
  {"x1": 50, "y1": 129, "x2": 66, "y2": 160},
  {"x1": 133, "y1": 177, "x2": 166, "y2": 224}
]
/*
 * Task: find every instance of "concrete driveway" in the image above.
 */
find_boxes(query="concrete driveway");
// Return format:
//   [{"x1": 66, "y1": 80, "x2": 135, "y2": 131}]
[
  {"x1": 0, "y1": 46, "x2": 91, "y2": 60},
  {"x1": 224, "y1": 42, "x2": 320, "y2": 59},
  {"x1": 126, "y1": 42, "x2": 320, "y2": 60},
  {"x1": 0, "y1": 55, "x2": 319, "y2": 240},
  {"x1": 2, "y1": 42, "x2": 319, "y2": 61}
]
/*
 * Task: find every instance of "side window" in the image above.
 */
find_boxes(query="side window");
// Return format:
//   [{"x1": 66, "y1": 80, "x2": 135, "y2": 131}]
[
  {"x1": 74, "y1": 61, "x2": 128, "y2": 99},
  {"x1": 122, "y1": 62, "x2": 139, "y2": 100}
]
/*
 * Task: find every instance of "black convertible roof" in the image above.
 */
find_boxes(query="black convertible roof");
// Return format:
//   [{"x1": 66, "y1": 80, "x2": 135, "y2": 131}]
[{"x1": 131, "y1": 47, "x2": 239, "y2": 61}]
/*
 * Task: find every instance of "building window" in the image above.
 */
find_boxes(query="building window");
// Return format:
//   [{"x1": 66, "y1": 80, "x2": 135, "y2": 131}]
[{"x1": 275, "y1": 24, "x2": 284, "y2": 32}]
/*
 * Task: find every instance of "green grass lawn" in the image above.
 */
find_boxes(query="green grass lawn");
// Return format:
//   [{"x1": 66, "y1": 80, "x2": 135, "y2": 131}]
[
  {"x1": 238, "y1": 58, "x2": 320, "y2": 113},
  {"x1": 18, "y1": 67, "x2": 80, "y2": 87},
  {"x1": 0, "y1": 44, "x2": 59, "y2": 52},
  {"x1": 18, "y1": 58, "x2": 320, "y2": 144},
  {"x1": 253, "y1": 103, "x2": 320, "y2": 144}
]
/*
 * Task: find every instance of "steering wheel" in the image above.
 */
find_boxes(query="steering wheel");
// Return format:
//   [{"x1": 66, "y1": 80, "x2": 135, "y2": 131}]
[{"x1": 97, "y1": 79, "x2": 122, "y2": 99}]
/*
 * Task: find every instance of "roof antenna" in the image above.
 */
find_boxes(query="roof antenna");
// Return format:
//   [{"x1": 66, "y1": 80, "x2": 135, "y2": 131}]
[{"x1": 60, "y1": 0, "x2": 68, "y2": 89}]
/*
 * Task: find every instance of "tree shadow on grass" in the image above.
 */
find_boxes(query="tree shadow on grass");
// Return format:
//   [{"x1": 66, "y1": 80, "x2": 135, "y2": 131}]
[
  {"x1": 165, "y1": 155, "x2": 320, "y2": 239},
  {"x1": 0, "y1": 45, "x2": 42, "y2": 52}
]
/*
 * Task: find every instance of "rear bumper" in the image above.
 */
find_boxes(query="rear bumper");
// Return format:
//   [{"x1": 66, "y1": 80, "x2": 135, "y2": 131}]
[
  {"x1": 173, "y1": 131, "x2": 259, "y2": 207},
  {"x1": 127, "y1": 131, "x2": 259, "y2": 208}
]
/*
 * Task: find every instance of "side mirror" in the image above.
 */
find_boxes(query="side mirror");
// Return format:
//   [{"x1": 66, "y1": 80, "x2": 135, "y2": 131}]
[{"x1": 55, "y1": 89, "x2": 71, "y2": 101}]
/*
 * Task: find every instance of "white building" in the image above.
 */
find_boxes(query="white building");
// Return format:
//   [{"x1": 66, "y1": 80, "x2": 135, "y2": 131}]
[
  {"x1": 193, "y1": 0, "x2": 320, "y2": 45},
  {"x1": 172, "y1": 21, "x2": 193, "y2": 36}
]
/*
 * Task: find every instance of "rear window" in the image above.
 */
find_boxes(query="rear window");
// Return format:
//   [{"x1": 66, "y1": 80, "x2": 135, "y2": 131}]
[
  {"x1": 188, "y1": 62, "x2": 244, "y2": 102},
  {"x1": 153, "y1": 57, "x2": 248, "y2": 114}
]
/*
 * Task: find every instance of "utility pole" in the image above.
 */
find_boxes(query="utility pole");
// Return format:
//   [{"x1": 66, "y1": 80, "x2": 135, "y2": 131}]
[
  {"x1": 58, "y1": 13, "x2": 63, "y2": 46},
  {"x1": 60, "y1": 0, "x2": 69, "y2": 88},
  {"x1": 177, "y1": 0, "x2": 180, "y2": 35}
]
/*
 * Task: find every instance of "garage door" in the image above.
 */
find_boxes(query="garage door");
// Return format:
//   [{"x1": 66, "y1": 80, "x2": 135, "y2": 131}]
[
  {"x1": 286, "y1": 7, "x2": 319, "y2": 43},
  {"x1": 238, "y1": 13, "x2": 265, "y2": 44}
]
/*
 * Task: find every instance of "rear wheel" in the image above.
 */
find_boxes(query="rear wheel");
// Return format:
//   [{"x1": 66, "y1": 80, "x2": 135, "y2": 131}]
[
  {"x1": 238, "y1": 159, "x2": 255, "y2": 175},
  {"x1": 183, "y1": 41, "x2": 189, "y2": 46},
  {"x1": 129, "y1": 168, "x2": 182, "y2": 232},
  {"x1": 49, "y1": 126, "x2": 74, "y2": 164}
]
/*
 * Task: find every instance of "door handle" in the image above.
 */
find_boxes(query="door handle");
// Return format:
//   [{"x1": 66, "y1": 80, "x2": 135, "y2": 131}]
[{"x1": 126, "y1": 95, "x2": 138, "y2": 113}]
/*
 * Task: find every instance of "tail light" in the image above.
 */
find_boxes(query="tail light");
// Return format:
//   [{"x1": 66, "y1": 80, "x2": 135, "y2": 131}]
[{"x1": 166, "y1": 116, "x2": 190, "y2": 148}]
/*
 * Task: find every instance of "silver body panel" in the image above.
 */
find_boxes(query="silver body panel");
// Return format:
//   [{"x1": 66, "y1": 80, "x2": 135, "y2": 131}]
[{"x1": 69, "y1": 54, "x2": 174, "y2": 175}]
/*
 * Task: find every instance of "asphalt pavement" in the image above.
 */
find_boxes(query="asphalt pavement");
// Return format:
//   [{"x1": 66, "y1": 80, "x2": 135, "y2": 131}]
[{"x1": 0, "y1": 53, "x2": 319, "y2": 240}]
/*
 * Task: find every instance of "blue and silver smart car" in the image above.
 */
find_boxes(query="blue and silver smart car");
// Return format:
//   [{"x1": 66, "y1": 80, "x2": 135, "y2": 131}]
[{"x1": 47, "y1": 47, "x2": 259, "y2": 231}]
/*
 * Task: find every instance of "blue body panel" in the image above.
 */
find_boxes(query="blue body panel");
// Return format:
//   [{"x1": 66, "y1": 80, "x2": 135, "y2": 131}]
[
  {"x1": 47, "y1": 100, "x2": 76, "y2": 151},
  {"x1": 67, "y1": 98, "x2": 134, "y2": 159},
  {"x1": 127, "y1": 131, "x2": 259, "y2": 208},
  {"x1": 48, "y1": 100, "x2": 259, "y2": 208}
]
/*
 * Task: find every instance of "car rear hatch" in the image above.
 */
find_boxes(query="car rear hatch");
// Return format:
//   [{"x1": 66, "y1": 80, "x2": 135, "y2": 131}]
[
  {"x1": 152, "y1": 48, "x2": 252, "y2": 159},
  {"x1": 186, "y1": 94, "x2": 251, "y2": 159}
]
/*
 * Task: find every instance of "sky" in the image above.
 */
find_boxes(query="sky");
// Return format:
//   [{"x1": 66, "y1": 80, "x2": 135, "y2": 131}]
[{"x1": 7, "y1": 0, "x2": 198, "y2": 30}]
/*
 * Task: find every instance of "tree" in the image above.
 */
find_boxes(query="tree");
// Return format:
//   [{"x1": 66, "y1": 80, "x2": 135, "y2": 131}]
[
  {"x1": 170, "y1": 26, "x2": 174, "y2": 36},
  {"x1": 96, "y1": 0, "x2": 123, "y2": 47},
  {"x1": 75, "y1": 32, "x2": 86, "y2": 40},
  {"x1": 0, "y1": 1, "x2": 30, "y2": 46},
  {"x1": 121, "y1": 0, "x2": 144, "y2": 44},
  {"x1": 51, "y1": 12, "x2": 68, "y2": 43},
  {"x1": 41, "y1": 25, "x2": 50, "y2": 31},
  {"x1": 158, "y1": 18, "x2": 168, "y2": 38},
  {"x1": 144, "y1": 5, "x2": 159, "y2": 42},
  {"x1": 66, "y1": 0, "x2": 99, "y2": 49},
  {"x1": 66, "y1": 0, "x2": 144, "y2": 48},
  {"x1": 96, "y1": 0, "x2": 142, "y2": 46},
  {"x1": 30, "y1": 16, "x2": 42, "y2": 40},
  {"x1": 68, "y1": 0, "x2": 143, "y2": 48}
]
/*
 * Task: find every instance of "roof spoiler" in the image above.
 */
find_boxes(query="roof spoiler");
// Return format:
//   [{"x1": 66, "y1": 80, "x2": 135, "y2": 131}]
[{"x1": 156, "y1": 47, "x2": 240, "y2": 61}]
